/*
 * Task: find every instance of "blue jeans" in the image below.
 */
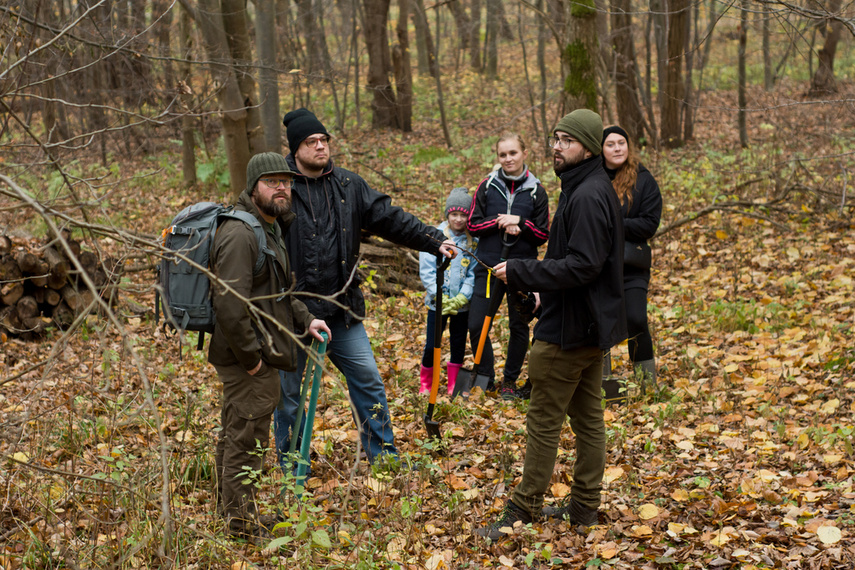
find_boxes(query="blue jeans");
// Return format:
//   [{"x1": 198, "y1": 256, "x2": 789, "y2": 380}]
[{"x1": 273, "y1": 317, "x2": 398, "y2": 467}]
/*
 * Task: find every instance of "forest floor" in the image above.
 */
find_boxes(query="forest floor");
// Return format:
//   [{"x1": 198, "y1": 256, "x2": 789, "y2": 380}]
[{"x1": 1, "y1": 71, "x2": 855, "y2": 569}]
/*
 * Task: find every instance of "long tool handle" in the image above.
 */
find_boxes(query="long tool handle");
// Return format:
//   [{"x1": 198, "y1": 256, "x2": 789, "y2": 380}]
[
  {"x1": 426, "y1": 255, "x2": 451, "y2": 419},
  {"x1": 296, "y1": 332, "x2": 329, "y2": 484}
]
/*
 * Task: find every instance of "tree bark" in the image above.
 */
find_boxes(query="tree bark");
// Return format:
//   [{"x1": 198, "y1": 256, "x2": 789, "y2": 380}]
[
  {"x1": 660, "y1": 0, "x2": 687, "y2": 148},
  {"x1": 255, "y1": 0, "x2": 281, "y2": 151},
  {"x1": 562, "y1": 0, "x2": 599, "y2": 113},
  {"x1": 194, "y1": 0, "x2": 252, "y2": 195},
  {"x1": 362, "y1": 0, "x2": 400, "y2": 128},
  {"x1": 485, "y1": 0, "x2": 499, "y2": 78},
  {"x1": 738, "y1": 0, "x2": 748, "y2": 147},
  {"x1": 412, "y1": 0, "x2": 437, "y2": 76},
  {"x1": 809, "y1": 0, "x2": 843, "y2": 96},
  {"x1": 179, "y1": 4, "x2": 198, "y2": 185},
  {"x1": 610, "y1": 0, "x2": 644, "y2": 143},
  {"x1": 393, "y1": 0, "x2": 414, "y2": 131},
  {"x1": 221, "y1": 0, "x2": 265, "y2": 154}
]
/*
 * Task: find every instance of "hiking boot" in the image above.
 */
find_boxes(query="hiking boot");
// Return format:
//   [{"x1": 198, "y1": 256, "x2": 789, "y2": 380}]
[
  {"x1": 228, "y1": 522, "x2": 272, "y2": 545},
  {"x1": 515, "y1": 381, "x2": 532, "y2": 400},
  {"x1": 474, "y1": 500, "x2": 533, "y2": 540},
  {"x1": 541, "y1": 498, "x2": 599, "y2": 528},
  {"x1": 500, "y1": 382, "x2": 519, "y2": 401}
]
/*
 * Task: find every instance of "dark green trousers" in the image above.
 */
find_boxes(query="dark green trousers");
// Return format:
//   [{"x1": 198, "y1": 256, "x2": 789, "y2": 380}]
[
  {"x1": 511, "y1": 341, "x2": 605, "y2": 514},
  {"x1": 213, "y1": 362, "x2": 280, "y2": 533}
]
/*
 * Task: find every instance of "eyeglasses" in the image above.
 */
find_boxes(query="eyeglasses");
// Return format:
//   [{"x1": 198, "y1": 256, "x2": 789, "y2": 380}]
[
  {"x1": 302, "y1": 135, "x2": 330, "y2": 148},
  {"x1": 260, "y1": 177, "x2": 292, "y2": 188},
  {"x1": 548, "y1": 136, "x2": 579, "y2": 150}
]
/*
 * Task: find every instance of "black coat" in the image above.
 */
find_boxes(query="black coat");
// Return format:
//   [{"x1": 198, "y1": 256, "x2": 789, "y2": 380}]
[
  {"x1": 467, "y1": 168, "x2": 550, "y2": 265},
  {"x1": 507, "y1": 157, "x2": 627, "y2": 351},
  {"x1": 609, "y1": 164, "x2": 663, "y2": 290},
  {"x1": 282, "y1": 155, "x2": 445, "y2": 323}
]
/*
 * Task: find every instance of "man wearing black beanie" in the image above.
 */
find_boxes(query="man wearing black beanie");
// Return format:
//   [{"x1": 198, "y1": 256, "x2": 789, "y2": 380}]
[
  {"x1": 274, "y1": 108, "x2": 455, "y2": 468},
  {"x1": 477, "y1": 109, "x2": 627, "y2": 539}
]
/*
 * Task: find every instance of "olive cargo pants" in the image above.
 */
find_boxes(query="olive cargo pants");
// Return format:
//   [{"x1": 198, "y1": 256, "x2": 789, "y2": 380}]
[
  {"x1": 213, "y1": 362, "x2": 280, "y2": 533},
  {"x1": 511, "y1": 341, "x2": 605, "y2": 514}
]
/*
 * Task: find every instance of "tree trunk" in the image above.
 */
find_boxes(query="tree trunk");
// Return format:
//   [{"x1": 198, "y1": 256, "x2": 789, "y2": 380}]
[
  {"x1": 660, "y1": 0, "x2": 687, "y2": 148},
  {"x1": 610, "y1": 0, "x2": 644, "y2": 143},
  {"x1": 179, "y1": 4, "x2": 197, "y2": 185},
  {"x1": 537, "y1": 0, "x2": 549, "y2": 144},
  {"x1": 468, "y1": 0, "x2": 482, "y2": 70},
  {"x1": 255, "y1": 0, "x2": 281, "y2": 151},
  {"x1": 412, "y1": 0, "x2": 437, "y2": 77},
  {"x1": 738, "y1": 0, "x2": 748, "y2": 147},
  {"x1": 809, "y1": 0, "x2": 843, "y2": 96},
  {"x1": 762, "y1": 2, "x2": 773, "y2": 90},
  {"x1": 362, "y1": 0, "x2": 400, "y2": 128},
  {"x1": 485, "y1": 0, "x2": 498, "y2": 78},
  {"x1": 295, "y1": 0, "x2": 327, "y2": 75},
  {"x1": 393, "y1": 0, "x2": 414, "y2": 131},
  {"x1": 194, "y1": 0, "x2": 252, "y2": 195},
  {"x1": 221, "y1": 0, "x2": 265, "y2": 155},
  {"x1": 561, "y1": 0, "x2": 598, "y2": 113}
]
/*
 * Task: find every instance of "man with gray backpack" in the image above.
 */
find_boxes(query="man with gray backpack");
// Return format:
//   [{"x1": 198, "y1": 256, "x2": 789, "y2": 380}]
[{"x1": 207, "y1": 152, "x2": 329, "y2": 542}]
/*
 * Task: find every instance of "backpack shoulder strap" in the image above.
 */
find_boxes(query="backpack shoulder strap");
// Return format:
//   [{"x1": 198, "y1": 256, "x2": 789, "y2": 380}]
[{"x1": 220, "y1": 210, "x2": 275, "y2": 275}]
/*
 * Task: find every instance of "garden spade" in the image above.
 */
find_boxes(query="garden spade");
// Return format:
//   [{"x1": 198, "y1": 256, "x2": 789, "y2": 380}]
[{"x1": 424, "y1": 254, "x2": 451, "y2": 444}]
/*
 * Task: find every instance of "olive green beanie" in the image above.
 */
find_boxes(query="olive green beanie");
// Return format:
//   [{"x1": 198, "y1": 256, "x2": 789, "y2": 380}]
[
  {"x1": 554, "y1": 109, "x2": 603, "y2": 155},
  {"x1": 246, "y1": 152, "x2": 296, "y2": 194}
]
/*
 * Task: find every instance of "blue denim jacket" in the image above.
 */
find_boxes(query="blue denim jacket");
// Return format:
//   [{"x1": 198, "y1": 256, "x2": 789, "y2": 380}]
[{"x1": 418, "y1": 221, "x2": 477, "y2": 311}]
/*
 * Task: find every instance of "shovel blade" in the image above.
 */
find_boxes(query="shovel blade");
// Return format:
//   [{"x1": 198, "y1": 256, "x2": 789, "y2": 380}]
[
  {"x1": 450, "y1": 367, "x2": 472, "y2": 401},
  {"x1": 423, "y1": 415, "x2": 446, "y2": 454},
  {"x1": 473, "y1": 373, "x2": 492, "y2": 392}
]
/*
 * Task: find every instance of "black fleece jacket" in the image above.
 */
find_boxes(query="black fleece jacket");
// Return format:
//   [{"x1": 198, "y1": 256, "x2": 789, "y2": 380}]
[{"x1": 506, "y1": 156, "x2": 627, "y2": 351}]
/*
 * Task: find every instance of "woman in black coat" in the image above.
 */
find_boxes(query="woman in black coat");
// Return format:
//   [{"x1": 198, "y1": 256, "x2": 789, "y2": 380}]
[{"x1": 601, "y1": 126, "x2": 663, "y2": 399}]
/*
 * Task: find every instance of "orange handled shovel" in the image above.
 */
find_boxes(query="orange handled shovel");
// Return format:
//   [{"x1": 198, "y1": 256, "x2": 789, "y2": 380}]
[{"x1": 424, "y1": 254, "x2": 451, "y2": 445}]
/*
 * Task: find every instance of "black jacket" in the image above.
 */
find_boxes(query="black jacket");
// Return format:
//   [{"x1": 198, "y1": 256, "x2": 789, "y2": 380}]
[
  {"x1": 282, "y1": 155, "x2": 445, "y2": 322},
  {"x1": 468, "y1": 168, "x2": 550, "y2": 265},
  {"x1": 506, "y1": 157, "x2": 627, "y2": 351},
  {"x1": 606, "y1": 163, "x2": 663, "y2": 289}
]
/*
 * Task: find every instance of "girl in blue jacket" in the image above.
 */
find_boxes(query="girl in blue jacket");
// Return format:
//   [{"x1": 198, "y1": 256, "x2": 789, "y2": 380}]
[{"x1": 419, "y1": 187, "x2": 478, "y2": 395}]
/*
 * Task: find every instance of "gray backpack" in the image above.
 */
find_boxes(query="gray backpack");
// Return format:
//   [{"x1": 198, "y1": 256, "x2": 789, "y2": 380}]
[{"x1": 156, "y1": 202, "x2": 273, "y2": 349}]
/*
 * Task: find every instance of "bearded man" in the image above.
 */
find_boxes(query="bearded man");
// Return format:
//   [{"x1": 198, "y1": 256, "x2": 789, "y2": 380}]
[
  {"x1": 208, "y1": 152, "x2": 330, "y2": 542},
  {"x1": 476, "y1": 109, "x2": 627, "y2": 539}
]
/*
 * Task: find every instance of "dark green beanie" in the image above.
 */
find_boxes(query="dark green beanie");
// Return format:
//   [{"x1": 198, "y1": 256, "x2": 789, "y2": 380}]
[
  {"x1": 554, "y1": 109, "x2": 603, "y2": 155},
  {"x1": 246, "y1": 152, "x2": 296, "y2": 194}
]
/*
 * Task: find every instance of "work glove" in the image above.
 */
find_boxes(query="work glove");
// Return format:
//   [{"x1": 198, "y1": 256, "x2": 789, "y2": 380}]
[{"x1": 442, "y1": 293, "x2": 469, "y2": 316}]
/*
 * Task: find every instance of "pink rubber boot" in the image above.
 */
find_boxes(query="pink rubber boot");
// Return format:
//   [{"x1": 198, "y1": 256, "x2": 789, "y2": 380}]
[
  {"x1": 419, "y1": 365, "x2": 433, "y2": 395},
  {"x1": 446, "y1": 362, "x2": 463, "y2": 396}
]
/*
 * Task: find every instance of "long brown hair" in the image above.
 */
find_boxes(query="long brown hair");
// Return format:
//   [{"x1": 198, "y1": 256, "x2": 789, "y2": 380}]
[{"x1": 607, "y1": 131, "x2": 638, "y2": 209}]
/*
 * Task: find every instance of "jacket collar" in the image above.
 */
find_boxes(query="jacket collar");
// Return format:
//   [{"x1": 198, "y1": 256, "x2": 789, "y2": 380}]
[{"x1": 559, "y1": 155, "x2": 603, "y2": 194}]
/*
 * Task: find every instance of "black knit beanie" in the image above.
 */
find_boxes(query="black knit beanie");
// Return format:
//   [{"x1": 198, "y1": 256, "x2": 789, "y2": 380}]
[
  {"x1": 554, "y1": 109, "x2": 603, "y2": 155},
  {"x1": 445, "y1": 187, "x2": 471, "y2": 216},
  {"x1": 282, "y1": 108, "x2": 329, "y2": 151},
  {"x1": 246, "y1": 152, "x2": 295, "y2": 194},
  {"x1": 602, "y1": 125, "x2": 629, "y2": 145}
]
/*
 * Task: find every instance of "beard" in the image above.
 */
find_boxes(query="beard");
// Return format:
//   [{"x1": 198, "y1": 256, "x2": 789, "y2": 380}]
[
  {"x1": 254, "y1": 191, "x2": 292, "y2": 218},
  {"x1": 553, "y1": 146, "x2": 588, "y2": 175}
]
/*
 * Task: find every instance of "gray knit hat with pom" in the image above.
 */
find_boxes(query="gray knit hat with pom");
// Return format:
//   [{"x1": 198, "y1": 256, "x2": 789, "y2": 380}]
[{"x1": 445, "y1": 187, "x2": 472, "y2": 216}]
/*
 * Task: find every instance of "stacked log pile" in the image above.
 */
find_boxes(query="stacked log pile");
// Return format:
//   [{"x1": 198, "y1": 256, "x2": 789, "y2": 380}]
[{"x1": 0, "y1": 234, "x2": 121, "y2": 340}]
